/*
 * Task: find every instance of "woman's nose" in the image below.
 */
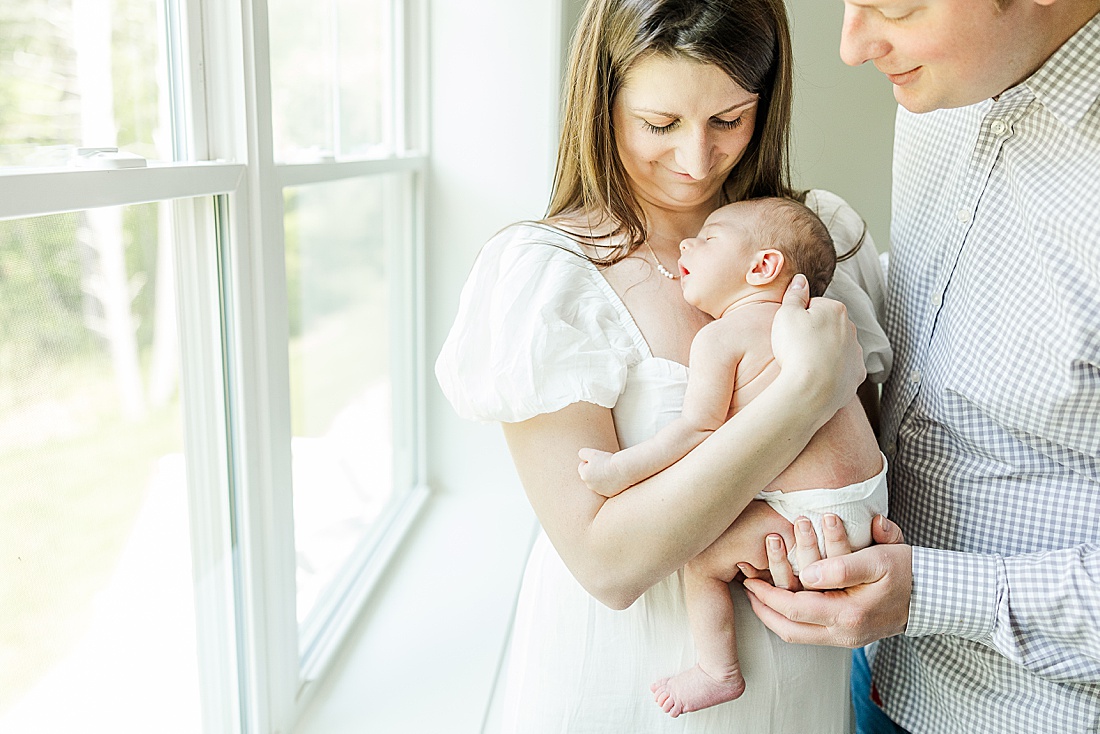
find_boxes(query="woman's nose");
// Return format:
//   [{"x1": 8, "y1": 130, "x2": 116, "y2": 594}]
[
  {"x1": 674, "y1": 130, "x2": 713, "y2": 180},
  {"x1": 839, "y1": 6, "x2": 890, "y2": 67}
]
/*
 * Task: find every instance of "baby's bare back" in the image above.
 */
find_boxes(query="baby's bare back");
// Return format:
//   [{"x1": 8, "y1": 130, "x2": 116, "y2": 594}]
[{"x1": 721, "y1": 303, "x2": 882, "y2": 493}]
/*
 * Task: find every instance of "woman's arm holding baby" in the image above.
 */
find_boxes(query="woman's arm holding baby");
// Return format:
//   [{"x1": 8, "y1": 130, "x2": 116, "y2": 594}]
[{"x1": 505, "y1": 277, "x2": 866, "y2": 609}]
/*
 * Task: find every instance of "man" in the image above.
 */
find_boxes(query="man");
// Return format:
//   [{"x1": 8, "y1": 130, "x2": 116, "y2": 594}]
[{"x1": 743, "y1": 1, "x2": 1100, "y2": 732}]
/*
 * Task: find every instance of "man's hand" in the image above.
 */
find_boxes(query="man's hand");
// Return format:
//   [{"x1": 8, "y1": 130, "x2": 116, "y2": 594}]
[{"x1": 743, "y1": 516, "x2": 913, "y2": 648}]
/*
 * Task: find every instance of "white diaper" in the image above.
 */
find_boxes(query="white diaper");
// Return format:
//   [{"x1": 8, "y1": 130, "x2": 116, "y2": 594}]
[{"x1": 755, "y1": 453, "x2": 888, "y2": 574}]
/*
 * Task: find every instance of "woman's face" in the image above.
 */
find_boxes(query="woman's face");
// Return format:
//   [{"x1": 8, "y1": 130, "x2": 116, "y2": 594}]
[{"x1": 612, "y1": 55, "x2": 759, "y2": 216}]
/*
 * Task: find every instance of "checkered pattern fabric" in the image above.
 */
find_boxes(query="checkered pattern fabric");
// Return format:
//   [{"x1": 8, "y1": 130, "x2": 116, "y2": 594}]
[{"x1": 873, "y1": 12, "x2": 1100, "y2": 734}]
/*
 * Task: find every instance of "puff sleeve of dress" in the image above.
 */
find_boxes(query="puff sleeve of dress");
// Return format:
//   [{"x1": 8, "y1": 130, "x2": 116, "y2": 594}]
[
  {"x1": 806, "y1": 189, "x2": 894, "y2": 384},
  {"x1": 435, "y1": 224, "x2": 639, "y2": 423}
]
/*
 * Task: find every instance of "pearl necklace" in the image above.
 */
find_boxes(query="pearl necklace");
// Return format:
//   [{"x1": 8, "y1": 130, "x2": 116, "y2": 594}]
[{"x1": 646, "y1": 241, "x2": 680, "y2": 280}]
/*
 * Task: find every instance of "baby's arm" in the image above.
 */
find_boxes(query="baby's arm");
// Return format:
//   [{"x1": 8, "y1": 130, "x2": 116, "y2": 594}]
[{"x1": 579, "y1": 321, "x2": 742, "y2": 496}]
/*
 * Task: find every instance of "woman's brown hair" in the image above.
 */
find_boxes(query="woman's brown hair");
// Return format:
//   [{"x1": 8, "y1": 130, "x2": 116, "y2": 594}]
[{"x1": 545, "y1": 0, "x2": 797, "y2": 264}]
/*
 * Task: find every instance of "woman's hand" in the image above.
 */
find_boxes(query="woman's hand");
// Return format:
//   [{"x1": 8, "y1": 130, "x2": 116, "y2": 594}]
[{"x1": 771, "y1": 274, "x2": 866, "y2": 419}]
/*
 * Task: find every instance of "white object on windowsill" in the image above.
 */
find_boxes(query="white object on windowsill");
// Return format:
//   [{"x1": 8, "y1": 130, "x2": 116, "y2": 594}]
[{"x1": 73, "y1": 147, "x2": 148, "y2": 169}]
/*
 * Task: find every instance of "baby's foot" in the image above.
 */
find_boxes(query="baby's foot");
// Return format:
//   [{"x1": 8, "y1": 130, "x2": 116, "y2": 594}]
[
  {"x1": 650, "y1": 664, "x2": 746, "y2": 718},
  {"x1": 577, "y1": 448, "x2": 627, "y2": 496}
]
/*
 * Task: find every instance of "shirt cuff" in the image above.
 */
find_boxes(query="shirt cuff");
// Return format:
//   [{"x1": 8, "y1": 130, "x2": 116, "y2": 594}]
[{"x1": 906, "y1": 546, "x2": 1000, "y2": 643}]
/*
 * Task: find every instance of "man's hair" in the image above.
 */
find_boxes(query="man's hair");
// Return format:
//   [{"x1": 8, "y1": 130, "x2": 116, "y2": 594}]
[{"x1": 749, "y1": 197, "x2": 836, "y2": 298}]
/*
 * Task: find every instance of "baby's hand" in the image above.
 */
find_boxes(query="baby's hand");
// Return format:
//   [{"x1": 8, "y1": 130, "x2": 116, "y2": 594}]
[{"x1": 578, "y1": 448, "x2": 629, "y2": 497}]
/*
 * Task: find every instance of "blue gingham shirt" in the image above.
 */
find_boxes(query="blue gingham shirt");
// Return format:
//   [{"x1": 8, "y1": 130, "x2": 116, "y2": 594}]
[{"x1": 873, "y1": 13, "x2": 1100, "y2": 734}]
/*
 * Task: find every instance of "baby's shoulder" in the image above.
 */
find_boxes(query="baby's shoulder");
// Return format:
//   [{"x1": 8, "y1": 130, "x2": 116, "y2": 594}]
[{"x1": 695, "y1": 304, "x2": 776, "y2": 360}]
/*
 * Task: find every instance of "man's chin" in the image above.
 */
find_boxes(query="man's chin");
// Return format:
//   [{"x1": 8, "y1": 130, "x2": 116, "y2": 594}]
[
  {"x1": 894, "y1": 85, "x2": 994, "y2": 114},
  {"x1": 893, "y1": 87, "x2": 939, "y2": 114}
]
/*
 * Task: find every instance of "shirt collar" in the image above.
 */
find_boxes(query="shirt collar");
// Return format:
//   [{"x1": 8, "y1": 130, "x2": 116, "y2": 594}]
[{"x1": 1022, "y1": 11, "x2": 1100, "y2": 130}]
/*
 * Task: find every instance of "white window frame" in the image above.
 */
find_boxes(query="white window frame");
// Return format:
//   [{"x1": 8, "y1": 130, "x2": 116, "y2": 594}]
[
  {"x1": 0, "y1": 0, "x2": 429, "y2": 730},
  {"x1": 198, "y1": 0, "x2": 431, "y2": 730}
]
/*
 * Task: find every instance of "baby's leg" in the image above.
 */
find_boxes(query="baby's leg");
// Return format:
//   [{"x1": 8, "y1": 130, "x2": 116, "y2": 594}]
[{"x1": 651, "y1": 534, "x2": 747, "y2": 717}]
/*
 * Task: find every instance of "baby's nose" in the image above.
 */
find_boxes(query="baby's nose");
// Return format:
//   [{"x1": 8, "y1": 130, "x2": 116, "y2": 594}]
[{"x1": 679, "y1": 237, "x2": 694, "y2": 252}]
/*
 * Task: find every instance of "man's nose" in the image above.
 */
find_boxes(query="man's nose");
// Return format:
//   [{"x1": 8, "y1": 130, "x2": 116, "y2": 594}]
[{"x1": 839, "y1": 5, "x2": 890, "y2": 67}]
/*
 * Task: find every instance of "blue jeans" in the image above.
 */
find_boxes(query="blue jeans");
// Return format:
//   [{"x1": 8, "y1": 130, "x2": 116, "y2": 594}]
[{"x1": 852, "y1": 647, "x2": 910, "y2": 734}]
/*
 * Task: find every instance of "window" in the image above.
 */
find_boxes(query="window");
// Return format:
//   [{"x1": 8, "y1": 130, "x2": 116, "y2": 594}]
[{"x1": 0, "y1": 0, "x2": 427, "y2": 732}]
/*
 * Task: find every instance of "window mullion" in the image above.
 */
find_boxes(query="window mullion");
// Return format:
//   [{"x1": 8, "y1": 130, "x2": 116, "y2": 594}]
[
  {"x1": 173, "y1": 195, "x2": 241, "y2": 734},
  {"x1": 198, "y1": 0, "x2": 299, "y2": 732}
]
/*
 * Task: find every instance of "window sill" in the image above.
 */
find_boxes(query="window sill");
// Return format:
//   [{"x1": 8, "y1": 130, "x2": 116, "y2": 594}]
[{"x1": 291, "y1": 487, "x2": 536, "y2": 734}]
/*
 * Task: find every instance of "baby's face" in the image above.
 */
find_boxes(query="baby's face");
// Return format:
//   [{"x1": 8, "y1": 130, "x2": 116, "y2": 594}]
[{"x1": 677, "y1": 206, "x2": 761, "y2": 316}]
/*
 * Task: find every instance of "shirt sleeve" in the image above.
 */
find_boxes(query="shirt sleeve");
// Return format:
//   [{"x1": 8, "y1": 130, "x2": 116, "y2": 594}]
[
  {"x1": 907, "y1": 543, "x2": 1100, "y2": 683},
  {"x1": 805, "y1": 189, "x2": 894, "y2": 383},
  {"x1": 434, "y1": 224, "x2": 638, "y2": 423}
]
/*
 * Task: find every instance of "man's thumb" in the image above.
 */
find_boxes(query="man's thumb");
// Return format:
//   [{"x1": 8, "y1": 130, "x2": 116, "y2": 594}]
[{"x1": 872, "y1": 515, "x2": 905, "y2": 545}]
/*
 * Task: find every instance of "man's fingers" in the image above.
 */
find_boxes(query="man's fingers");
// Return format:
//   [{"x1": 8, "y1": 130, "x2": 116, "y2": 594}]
[
  {"x1": 793, "y1": 517, "x2": 822, "y2": 574},
  {"x1": 742, "y1": 581, "x2": 843, "y2": 645},
  {"x1": 746, "y1": 544, "x2": 914, "y2": 647},
  {"x1": 800, "y1": 546, "x2": 892, "y2": 590},
  {"x1": 743, "y1": 578, "x2": 839, "y2": 625},
  {"x1": 744, "y1": 588, "x2": 833, "y2": 645},
  {"x1": 766, "y1": 534, "x2": 800, "y2": 591},
  {"x1": 821, "y1": 513, "x2": 852, "y2": 558},
  {"x1": 872, "y1": 515, "x2": 905, "y2": 545}
]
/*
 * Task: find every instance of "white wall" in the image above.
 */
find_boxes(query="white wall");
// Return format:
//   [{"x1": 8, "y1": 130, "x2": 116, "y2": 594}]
[
  {"x1": 788, "y1": 1, "x2": 896, "y2": 251},
  {"x1": 425, "y1": 0, "x2": 565, "y2": 498}
]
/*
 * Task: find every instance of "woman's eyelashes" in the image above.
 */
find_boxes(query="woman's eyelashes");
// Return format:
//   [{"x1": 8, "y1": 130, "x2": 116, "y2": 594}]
[
  {"x1": 642, "y1": 119, "x2": 677, "y2": 135},
  {"x1": 641, "y1": 116, "x2": 744, "y2": 135},
  {"x1": 713, "y1": 117, "x2": 744, "y2": 130}
]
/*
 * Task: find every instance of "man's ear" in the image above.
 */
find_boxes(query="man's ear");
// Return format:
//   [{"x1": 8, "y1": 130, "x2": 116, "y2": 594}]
[{"x1": 745, "y1": 249, "x2": 785, "y2": 286}]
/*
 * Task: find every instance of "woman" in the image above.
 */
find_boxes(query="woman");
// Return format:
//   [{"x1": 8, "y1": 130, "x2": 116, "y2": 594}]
[{"x1": 436, "y1": 0, "x2": 891, "y2": 730}]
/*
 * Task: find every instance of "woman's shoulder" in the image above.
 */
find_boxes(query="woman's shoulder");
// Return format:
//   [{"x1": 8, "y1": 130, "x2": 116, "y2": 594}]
[
  {"x1": 805, "y1": 190, "x2": 893, "y2": 382},
  {"x1": 436, "y1": 220, "x2": 639, "y2": 423},
  {"x1": 803, "y1": 189, "x2": 866, "y2": 241},
  {"x1": 803, "y1": 188, "x2": 883, "y2": 265},
  {"x1": 477, "y1": 220, "x2": 591, "y2": 273}
]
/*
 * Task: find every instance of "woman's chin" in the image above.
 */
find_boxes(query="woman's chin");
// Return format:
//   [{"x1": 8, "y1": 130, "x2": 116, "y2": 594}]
[{"x1": 647, "y1": 189, "x2": 724, "y2": 214}]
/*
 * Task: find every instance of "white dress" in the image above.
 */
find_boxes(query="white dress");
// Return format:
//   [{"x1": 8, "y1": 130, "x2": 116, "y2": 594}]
[{"x1": 436, "y1": 190, "x2": 892, "y2": 733}]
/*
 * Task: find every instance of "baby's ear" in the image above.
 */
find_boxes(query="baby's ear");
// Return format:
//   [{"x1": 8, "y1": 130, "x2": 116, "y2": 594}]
[{"x1": 745, "y1": 249, "x2": 785, "y2": 286}]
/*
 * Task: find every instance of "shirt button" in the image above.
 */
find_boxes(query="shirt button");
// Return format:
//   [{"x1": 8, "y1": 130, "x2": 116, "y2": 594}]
[
  {"x1": 990, "y1": 119, "x2": 1007, "y2": 135},
  {"x1": 885, "y1": 441, "x2": 897, "y2": 457},
  {"x1": 931, "y1": 292, "x2": 942, "y2": 308},
  {"x1": 910, "y1": 369, "x2": 922, "y2": 385},
  {"x1": 956, "y1": 208, "x2": 971, "y2": 223}
]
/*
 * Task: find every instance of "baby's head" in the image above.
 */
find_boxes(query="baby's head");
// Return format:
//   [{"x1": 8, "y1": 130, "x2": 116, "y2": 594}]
[{"x1": 678, "y1": 197, "x2": 836, "y2": 316}]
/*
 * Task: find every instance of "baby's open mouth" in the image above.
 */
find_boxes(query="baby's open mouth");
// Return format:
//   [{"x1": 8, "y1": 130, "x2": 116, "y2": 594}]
[{"x1": 679, "y1": 264, "x2": 689, "y2": 276}]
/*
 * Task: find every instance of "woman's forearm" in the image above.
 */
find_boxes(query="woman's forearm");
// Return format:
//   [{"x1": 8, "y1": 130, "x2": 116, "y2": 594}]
[
  {"x1": 596, "y1": 369, "x2": 836, "y2": 603},
  {"x1": 506, "y1": 280, "x2": 864, "y2": 608},
  {"x1": 503, "y1": 368, "x2": 835, "y2": 610}
]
